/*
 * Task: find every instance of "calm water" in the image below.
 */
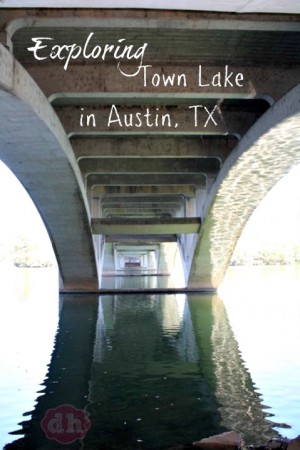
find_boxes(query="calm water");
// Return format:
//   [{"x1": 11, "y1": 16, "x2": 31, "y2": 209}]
[{"x1": 1, "y1": 266, "x2": 300, "y2": 449}]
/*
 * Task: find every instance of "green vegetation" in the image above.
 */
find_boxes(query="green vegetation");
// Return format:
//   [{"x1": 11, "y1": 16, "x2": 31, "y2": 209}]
[
  {"x1": 231, "y1": 243, "x2": 300, "y2": 266},
  {"x1": 0, "y1": 234, "x2": 55, "y2": 268},
  {"x1": 1, "y1": 231, "x2": 300, "y2": 268}
]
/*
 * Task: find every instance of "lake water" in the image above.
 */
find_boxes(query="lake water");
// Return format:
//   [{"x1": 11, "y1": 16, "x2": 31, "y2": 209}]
[{"x1": 1, "y1": 265, "x2": 300, "y2": 449}]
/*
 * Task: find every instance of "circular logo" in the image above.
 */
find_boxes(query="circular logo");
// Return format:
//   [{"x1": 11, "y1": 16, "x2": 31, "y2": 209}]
[{"x1": 41, "y1": 404, "x2": 91, "y2": 444}]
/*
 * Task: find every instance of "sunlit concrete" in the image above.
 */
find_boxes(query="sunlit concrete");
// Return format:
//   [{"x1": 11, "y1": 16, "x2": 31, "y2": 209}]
[
  {"x1": 92, "y1": 217, "x2": 201, "y2": 235},
  {"x1": 189, "y1": 84, "x2": 300, "y2": 289}
]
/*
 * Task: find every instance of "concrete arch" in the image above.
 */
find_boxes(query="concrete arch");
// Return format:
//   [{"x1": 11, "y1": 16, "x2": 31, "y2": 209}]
[
  {"x1": 0, "y1": 43, "x2": 98, "y2": 290},
  {"x1": 188, "y1": 84, "x2": 300, "y2": 289}
]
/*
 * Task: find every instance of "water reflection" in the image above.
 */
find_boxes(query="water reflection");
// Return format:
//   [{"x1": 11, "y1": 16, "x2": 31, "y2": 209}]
[
  {"x1": 87, "y1": 294, "x2": 225, "y2": 450},
  {"x1": 4, "y1": 285, "x2": 279, "y2": 449},
  {"x1": 210, "y1": 296, "x2": 278, "y2": 441},
  {"x1": 101, "y1": 275, "x2": 171, "y2": 290},
  {"x1": 4, "y1": 294, "x2": 99, "y2": 449},
  {"x1": 0, "y1": 268, "x2": 59, "y2": 449},
  {"x1": 220, "y1": 265, "x2": 300, "y2": 438}
]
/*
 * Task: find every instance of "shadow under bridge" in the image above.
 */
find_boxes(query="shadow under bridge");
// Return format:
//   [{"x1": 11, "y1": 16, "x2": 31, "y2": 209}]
[{"x1": 1, "y1": 11, "x2": 300, "y2": 290}]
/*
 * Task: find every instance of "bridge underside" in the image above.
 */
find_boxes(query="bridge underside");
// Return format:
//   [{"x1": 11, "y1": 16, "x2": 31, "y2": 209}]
[{"x1": 0, "y1": 9, "x2": 300, "y2": 290}]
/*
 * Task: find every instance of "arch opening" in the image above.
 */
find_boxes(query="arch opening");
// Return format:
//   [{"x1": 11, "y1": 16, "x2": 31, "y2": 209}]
[
  {"x1": 0, "y1": 160, "x2": 57, "y2": 270},
  {"x1": 188, "y1": 85, "x2": 300, "y2": 289},
  {"x1": 0, "y1": 42, "x2": 98, "y2": 290},
  {"x1": 229, "y1": 164, "x2": 300, "y2": 269},
  {"x1": 218, "y1": 164, "x2": 300, "y2": 439}
]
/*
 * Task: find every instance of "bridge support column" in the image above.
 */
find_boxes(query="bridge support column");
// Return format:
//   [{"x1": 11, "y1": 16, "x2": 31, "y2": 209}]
[{"x1": 0, "y1": 43, "x2": 98, "y2": 290}]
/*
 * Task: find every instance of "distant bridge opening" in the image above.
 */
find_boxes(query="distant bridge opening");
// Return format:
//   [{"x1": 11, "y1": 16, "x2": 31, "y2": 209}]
[{"x1": 124, "y1": 257, "x2": 142, "y2": 268}]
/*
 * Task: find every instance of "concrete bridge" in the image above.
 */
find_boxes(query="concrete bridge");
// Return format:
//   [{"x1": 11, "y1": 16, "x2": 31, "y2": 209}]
[{"x1": 0, "y1": 7, "x2": 300, "y2": 290}]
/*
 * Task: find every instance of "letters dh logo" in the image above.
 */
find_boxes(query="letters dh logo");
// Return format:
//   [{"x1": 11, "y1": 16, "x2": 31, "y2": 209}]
[{"x1": 41, "y1": 404, "x2": 91, "y2": 444}]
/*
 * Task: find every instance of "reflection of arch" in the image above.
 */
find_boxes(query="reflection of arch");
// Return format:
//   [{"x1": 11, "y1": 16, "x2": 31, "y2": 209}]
[
  {"x1": 0, "y1": 43, "x2": 98, "y2": 290},
  {"x1": 210, "y1": 296, "x2": 279, "y2": 444},
  {"x1": 6, "y1": 292, "x2": 279, "y2": 448},
  {"x1": 189, "y1": 84, "x2": 300, "y2": 289}
]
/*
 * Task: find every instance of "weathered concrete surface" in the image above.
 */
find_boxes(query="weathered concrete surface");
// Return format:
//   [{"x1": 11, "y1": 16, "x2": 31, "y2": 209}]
[
  {"x1": 91, "y1": 185, "x2": 197, "y2": 196},
  {"x1": 0, "y1": 43, "x2": 98, "y2": 290},
  {"x1": 72, "y1": 136, "x2": 236, "y2": 160},
  {"x1": 0, "y1": 12, "x2": 298, "y2": 101},
  {"x1": 17, "y1": 63, "x2": 300, "y2": 102},
  {"x1": 79, "y1": 157, "x2": 221, "y2": 176},
  {"x1": 92, "y1": 217, "x2": 201, "y2": 234},
  {"x1": 87, "y1": 173, "x2": 207, "y2": 187},
  {"x1": 188, "y1": 84, "x2": 300, "y2": 289}
]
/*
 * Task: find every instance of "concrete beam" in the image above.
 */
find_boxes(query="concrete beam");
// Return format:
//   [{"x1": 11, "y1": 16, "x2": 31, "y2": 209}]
[
  {"x1": 50, "y1": 93, "x2": 270, "y2": 108},
  {"x1": 99, "y1": 197, "x2": 184, "y2": 207},
  {"x1": 92, "y1": 217, "x2": 201, "y2": 234},
  {"x1": 79, "y1": 157, "x2": 221, "y2": 176},
  {"x1": 6, "y1": 15, "x2": 300, "y2": 38},
  {"x1": 114, "y1": 248, "x2": 159, "y2": 255},
  {"x1": 116, "y1": 250, "x2": 151, "y2": 255},
  {"x1": 100, "y1": 194, "x2": 185, "y2": 203},
  {"x1": 72, "y1": 136, "x2": 237, "y2": 161},
  {"x1": 70, "y1": 131, "x2": 229, "y2": 138},
  {"x1": 114, "y1": 245, "x2": 159, "y2": 251},
  {"x1": 106, "y1": 235, "x2": 177, "y2": 243},
  {"x1": 87, "y1": 173, "x2": 207, "y2": 187},
  {"x1": 91, "y1": 185, "x2": 197, "y2": 197},
  {"x1": 105, "y1": 214, "x2": 175, "y2": 219},
  {"x1": 101, "y1": 202, "x2": 183, "y2": 217},
  {"x1": 19, "y1": 63, "x2": 300, "y2": 101},
  {"x1": 3, "y1": 12, "x2": 300, "y2": 35},
  {"x1": 56, "y1": 104, "x2": 257, "y2": 135},
  {"x1": 101, "y1": 201, "x2": 183, "y2": 208},
  {"x1": 102, "y1": 208, "x2": 179, "y2": 217},
  {"x1": 102, "y1": 204, "x2": 181, "y2": 213}
]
